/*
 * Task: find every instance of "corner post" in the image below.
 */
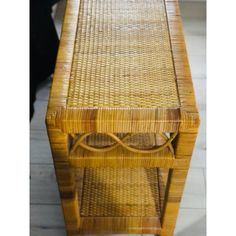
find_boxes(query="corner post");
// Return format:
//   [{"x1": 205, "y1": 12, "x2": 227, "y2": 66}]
[
  {"x1": 46, "y1": 116, "x2": 80, "y2": 235},
  {"x1": 160, "y1": 131, "x2": 198, "y2": 236}
]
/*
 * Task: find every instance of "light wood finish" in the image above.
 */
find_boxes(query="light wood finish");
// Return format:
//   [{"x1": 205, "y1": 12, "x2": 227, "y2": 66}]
[{"x1": 46, "y1": 0, "x2": 200, "y2": 235}]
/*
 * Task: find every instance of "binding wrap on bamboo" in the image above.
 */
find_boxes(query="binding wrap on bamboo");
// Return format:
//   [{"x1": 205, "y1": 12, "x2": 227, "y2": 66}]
[{"x1": 69, "y1": 132, "x2": 178, "y2": 154}]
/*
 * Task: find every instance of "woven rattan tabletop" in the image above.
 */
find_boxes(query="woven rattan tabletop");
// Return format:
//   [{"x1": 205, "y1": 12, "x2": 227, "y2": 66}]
[
  {"x1": 68, "y1": 0, "x2": 179, "y2": 109},
  {"x1": 47, "y1": 0, "x2": 199, "y2": 133}
]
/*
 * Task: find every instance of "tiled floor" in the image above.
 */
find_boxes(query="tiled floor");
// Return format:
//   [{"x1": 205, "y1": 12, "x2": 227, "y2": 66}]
[{"x1": 30, "y1": 1, "x2": 206, "y2": 235}]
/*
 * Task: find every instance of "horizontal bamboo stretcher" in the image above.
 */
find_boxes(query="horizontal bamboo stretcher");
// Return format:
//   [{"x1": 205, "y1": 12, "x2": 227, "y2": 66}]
[{"x1": 46, "y1": 0, "x2": 200, "y2": 235}]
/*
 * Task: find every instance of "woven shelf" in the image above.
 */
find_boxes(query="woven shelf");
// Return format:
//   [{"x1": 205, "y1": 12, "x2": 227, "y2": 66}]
[
  {"x1": 46, "y1": 0, "x2": 201, "y2": 134},
  {"x1": 67, "y1": 0, "x2": 179, "y2": 110},
  {"x1": 77, "y1": 167, "x2": 168, "y2": 234}
]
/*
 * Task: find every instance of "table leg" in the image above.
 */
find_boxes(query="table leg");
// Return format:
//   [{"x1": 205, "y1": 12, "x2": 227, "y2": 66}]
[
  {"x1": 160, "y1": 132, "x2": 198, "y2": 236},
  {"x1": 47, "y1": 128, "x2": 80, "y2": 235}
]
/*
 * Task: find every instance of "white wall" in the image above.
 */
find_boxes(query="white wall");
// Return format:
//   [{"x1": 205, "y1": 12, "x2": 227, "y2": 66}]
[{"x1": 181, "y1": 0, "x2": 206, "y2": 2}]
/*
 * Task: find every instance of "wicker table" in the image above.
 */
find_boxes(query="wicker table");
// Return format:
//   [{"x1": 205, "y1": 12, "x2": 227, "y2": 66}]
[{"x1": 46, "y1": 0, "x2": 200, "y2": 235}]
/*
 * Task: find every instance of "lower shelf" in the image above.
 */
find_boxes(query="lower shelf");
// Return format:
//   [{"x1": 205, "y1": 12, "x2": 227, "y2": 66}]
[{"x1": 76, "y1": 167, "x2": 168, "y2": 234}]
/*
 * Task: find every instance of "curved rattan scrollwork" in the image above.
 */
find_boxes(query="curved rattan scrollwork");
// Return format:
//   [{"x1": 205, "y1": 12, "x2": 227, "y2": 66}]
[
  {"x1": 70, "y1": 133, "x2": 132, "y2": 153},
  {"x1": 69, "y1": 132, "x2": 178, "y2": 154}
]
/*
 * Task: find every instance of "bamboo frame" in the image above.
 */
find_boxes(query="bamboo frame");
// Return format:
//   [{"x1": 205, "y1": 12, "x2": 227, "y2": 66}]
[{"x1": 46, "y1": 0, "x2": 200, "y2": 235}]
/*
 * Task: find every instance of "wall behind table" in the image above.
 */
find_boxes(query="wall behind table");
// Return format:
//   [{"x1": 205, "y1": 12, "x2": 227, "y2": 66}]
[{"x1": 181, "y1": 0, "x2": 206, "y2": 2}]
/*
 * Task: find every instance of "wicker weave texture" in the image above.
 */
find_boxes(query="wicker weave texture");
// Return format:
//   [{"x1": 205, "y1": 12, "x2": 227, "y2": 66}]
[
  {"x1": 81, "y1": 168, "x2": 161, "y2": 217},
  {"x1": 45, "y1": 0, "x2": 200, "y2": 234},
  {"x1": 67, "y1": 0, "x2": 179, "y2": 109}
]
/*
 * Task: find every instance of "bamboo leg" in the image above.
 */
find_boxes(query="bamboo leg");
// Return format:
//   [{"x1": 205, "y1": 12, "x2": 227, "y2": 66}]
[
  {"x1": 47, "y1": 127, "x2": 80, "y2": 235},
  {"x1": 160, "y1": 132, "x2": 198, "y2": 236}
]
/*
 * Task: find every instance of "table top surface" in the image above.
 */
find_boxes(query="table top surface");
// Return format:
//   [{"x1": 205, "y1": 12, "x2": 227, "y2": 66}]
[
  {"x1": 67, "y1": 0, "x2": 180, "y2": 109},
  {"x1": 47, "y1": 0, "x2": 199, "y2": 133}
]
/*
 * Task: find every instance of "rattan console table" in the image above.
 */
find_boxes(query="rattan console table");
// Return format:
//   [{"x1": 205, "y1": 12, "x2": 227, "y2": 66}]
[{"x1": 46, "y1": 0, "x2": 200, "y2": 235}]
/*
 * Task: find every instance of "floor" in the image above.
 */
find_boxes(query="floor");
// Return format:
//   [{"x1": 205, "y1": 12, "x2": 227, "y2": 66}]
[{"x1": 30, "y1": 1, "x2": 206, "y2": 235}]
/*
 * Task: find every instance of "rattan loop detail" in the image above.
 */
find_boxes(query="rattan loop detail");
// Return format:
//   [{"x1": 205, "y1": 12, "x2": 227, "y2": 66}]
[
  {"x1": 70, "y1": 132, "x2": 178, "y2": 154},
  {"x1": 70, "y1": 133, "x2": 132, "y2": 153},
  {"x1": 160, "y1": 133, "x2": 175, "y2": 154}
]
